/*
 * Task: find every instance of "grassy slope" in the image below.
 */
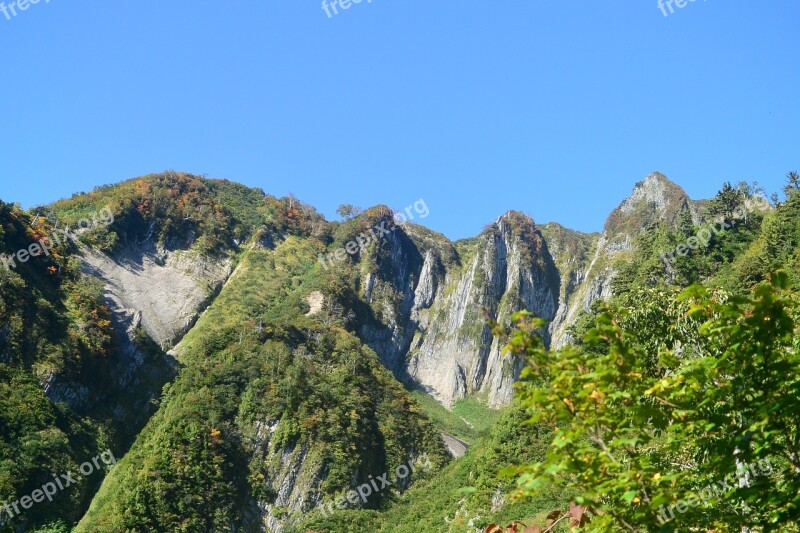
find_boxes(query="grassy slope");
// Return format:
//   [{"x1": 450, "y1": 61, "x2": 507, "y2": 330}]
[
  {"x1": 1, "y1": 174, "x2": 307, "y2": 531},
  {"x1": 409, "y1": 391, "x2": 503, "y2": 444}
]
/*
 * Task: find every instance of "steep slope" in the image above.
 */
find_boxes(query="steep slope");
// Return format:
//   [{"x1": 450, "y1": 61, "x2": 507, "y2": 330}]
[
  {"x1": 548, "y1": 172, "x2": 700, "y2": 346},
  {"x1": 316, "y1": 208, "x2": 563, "y2": 408},
  {"x1": 297, "y1": 403, "x2": 571, "y2": 533},
  {"x1": 537, "y1": 222, "x2": 600, "y2": 348},
  {"x1": 79, "y1": 244, "x2": 233, "y2": 351},
  {"x1": 44, "y1": 173, "x2": 280, "y2": 415},
  {"x1": 406, "y1": 212, "x2": 560, "y2": 407},
  {"x1": 308, "y1": 174, "x2": 701, "y2": 408},
  {"x1": 357, "y1": 176, "x2": 783, "y2": 533},
  {"x1": 341, "y1": 208, "x2": 455, "y2": 376},
  {"x1": 47, "y1": 173, "x2": 271, "y2": 354},
  {"x1": 0, "y1": 173, "x2": 314, "y2": 532},
  {"x1": 0, "y1": 202, "x2": 172, "y2": 533},
  {"x1": 75, "y1": 200, "x2": 449, "y2": 533},
  {"x1": 340, "y1": 175, "x2": 700, "y2": 407}
]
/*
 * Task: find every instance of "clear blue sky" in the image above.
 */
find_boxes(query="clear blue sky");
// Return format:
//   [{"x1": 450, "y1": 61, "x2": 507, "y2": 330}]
[{"x1": 0, "y1": 1, "x2": 797, "y2": 239}]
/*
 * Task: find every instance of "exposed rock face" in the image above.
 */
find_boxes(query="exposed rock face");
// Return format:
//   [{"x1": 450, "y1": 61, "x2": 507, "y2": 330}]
[
  {"x1": 354, "y1": 173, "x2": 700, "y2": 407},
  {"x1": 42, "y1": 171, "x2": 716, "y2": 532},
  {"x1": 538, "y1": 222, "x2": 599, "y2": 349},
  {"x1": 357, "y1": 218, "x2": 446, "y2": 375},
  {"x1": 80, "y1": 240, "x2": 233, "y2": 350},
  {"x1": 305, "y1": 291, "x2": 325, "y2": 316},
  {"x1": 548, "y1": 172, "x2": 700, "y2": 348},
  {"x1": 46, "y1": 238, "x2": 234, "y2": 419},
  {"x1": 406, "y1": 212, "x2": 559, "y2": 407},
  {"x1": 246, "y1": 420, "x2": 325, "y2": 533},
  {"x1": 440, "y1": 432, "x2": 469, "y2": 458}
]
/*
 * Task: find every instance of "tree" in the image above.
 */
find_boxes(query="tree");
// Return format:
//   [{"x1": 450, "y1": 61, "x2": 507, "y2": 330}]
[
  {"x1": 336, "y1": 204, "x2": 361, "y2": 219},
  {"x1": 707, "y1": 182, "x2": 745, "y2": 219},
  {"x1": 500, "y1": 273, "x2": 800, "y2": 531},
  {"x1": 784, "y1": 171, "x2": 800, "y2": 197}
]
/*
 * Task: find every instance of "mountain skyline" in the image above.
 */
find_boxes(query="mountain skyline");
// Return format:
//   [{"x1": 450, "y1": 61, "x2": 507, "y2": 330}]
[{"x1": 5, "y1": 170, "x2": 767, "y2": 242}]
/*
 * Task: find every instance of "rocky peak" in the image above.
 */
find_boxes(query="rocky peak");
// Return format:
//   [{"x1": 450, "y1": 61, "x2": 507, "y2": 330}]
[
  {"x1": 492, "y1": 210, "x2": 537, "y2": 236},
  {"x1": 546, "y1": 173, "x2": 699, "y2": 348},
  {"x1": 485, "y1": 211, "x2": 548, "y2": 268},
  {"x1": 620, "y1": 172, "x2": 683, "y2": 213},
  {"x1": 605, "y1": 172, "x2": 696, "y2": 238},
  {"x1": 496, "y1": 209, "x2": 534, "y2": 225}
]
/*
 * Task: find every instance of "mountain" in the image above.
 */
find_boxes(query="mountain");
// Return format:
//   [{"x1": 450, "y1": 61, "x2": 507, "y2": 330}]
[
  {"x1": 547, "y1": 172, "x2": 702, "y2": 347},
  {"x1": 0, "y1": 170, "x2": 778, "y2": 532}
]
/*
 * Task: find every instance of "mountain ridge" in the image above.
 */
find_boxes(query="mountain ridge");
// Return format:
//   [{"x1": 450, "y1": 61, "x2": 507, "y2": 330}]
[
  {"x1": 0, "y1": 169, "x2": 733, "y2": 532},
  {"x1": 34, "y1": 169, "x2": 704, "y2": 408}
]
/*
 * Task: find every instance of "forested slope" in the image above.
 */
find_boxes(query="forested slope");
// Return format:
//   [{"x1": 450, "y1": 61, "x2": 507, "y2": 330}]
[{"x1": 3, "y1": 171, "x2": 800, "y2": 532}]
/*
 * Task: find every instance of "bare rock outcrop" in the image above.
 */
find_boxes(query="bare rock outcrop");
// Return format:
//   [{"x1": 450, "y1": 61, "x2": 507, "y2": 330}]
[
  {"x1": 406, "y1": 212, "x2": 559, "y2": 407},
  {"x1": 80, "y1": 240, "x2": 233, "y2": 350},
  {"x1": 357, "y1": 173, "x2": 701, "y2": 409}
]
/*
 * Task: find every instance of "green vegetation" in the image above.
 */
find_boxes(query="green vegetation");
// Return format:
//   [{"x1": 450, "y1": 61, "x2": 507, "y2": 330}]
[
  {"x1": 503, "y1": 274, "x2": 800, "y2": 531},
  {"x1": 46, "y1": 172, "x2": 328, "y2": 255},
  {"x1": 75, "y1": 207, "x2": 449, "y2": 532},
  {"x1": 298, "y1": 403, "x2": 570, "y2": 532},
  {"x1": 408, "y1": 391, "x2": 502, "y2": 443},
  {"x1": 451, "y1": 395, "x2": 504, "y2": 438},
  {"x1": 0, "y1": 201, "x2": 165, "y2": 532},
  {"x1": 611, "y1": 181, "x2": 769, "y2": 296},
  {"x1": 6, "y1": 171, "x2": 800, "y2": 532},
  {"x1": 495, "y1": 174, "x2": 800, "y2": 531},
  {"x1": 0, "y1": 174, "x2": 334, "y2": 531}
]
